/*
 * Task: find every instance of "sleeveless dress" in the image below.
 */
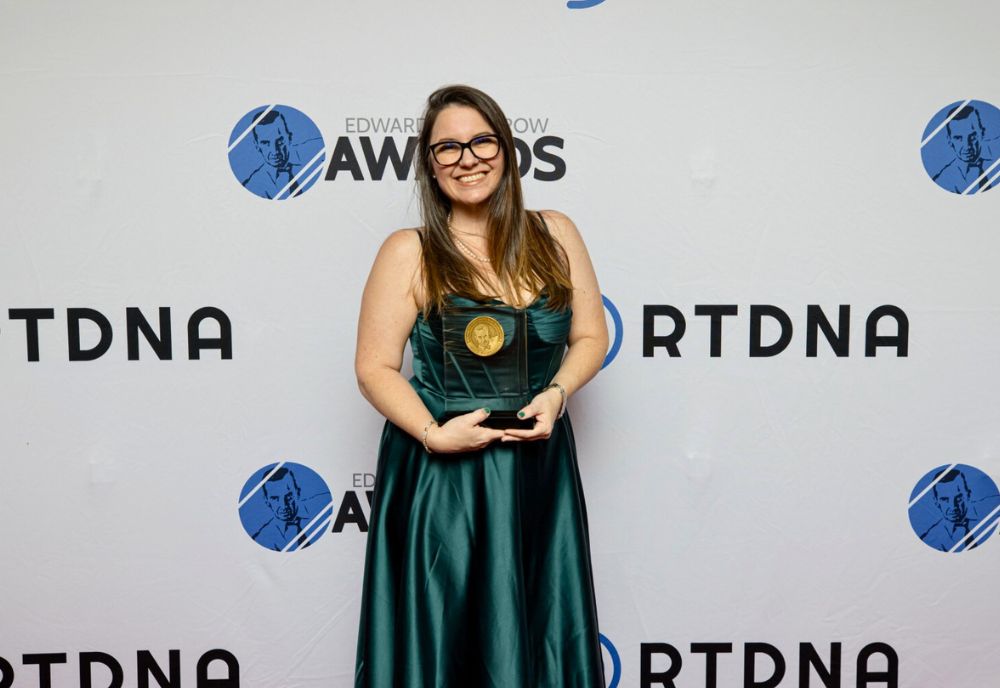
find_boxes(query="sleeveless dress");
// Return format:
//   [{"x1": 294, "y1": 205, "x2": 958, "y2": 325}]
[{"x1": 354, "y1": 294, "x2": 606, "y2": 687}]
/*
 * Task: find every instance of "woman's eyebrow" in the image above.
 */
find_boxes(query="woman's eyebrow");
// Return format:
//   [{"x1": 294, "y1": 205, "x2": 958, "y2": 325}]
[{"x1": 431, "y1": 131, "x2": 496, "y2": 145}]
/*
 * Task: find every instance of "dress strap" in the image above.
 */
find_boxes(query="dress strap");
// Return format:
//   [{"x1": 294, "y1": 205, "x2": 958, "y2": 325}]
[{"x1": 534, "y1": 210, "x2": 550, "y2": 234}]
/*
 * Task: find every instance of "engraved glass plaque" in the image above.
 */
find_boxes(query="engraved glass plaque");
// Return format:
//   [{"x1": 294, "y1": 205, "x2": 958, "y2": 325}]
[{"x1": 440, "y1": 304, "x2": 533, "y2": 430}]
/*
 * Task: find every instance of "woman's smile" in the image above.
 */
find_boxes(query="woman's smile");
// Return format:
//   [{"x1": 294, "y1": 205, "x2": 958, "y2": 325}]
[{"x1": 456, "y1": 171, "x2": 487, "y2": 184}]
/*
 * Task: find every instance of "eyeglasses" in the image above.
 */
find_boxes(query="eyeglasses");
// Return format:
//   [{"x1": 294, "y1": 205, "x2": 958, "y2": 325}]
[{"x1": 429, "y1": 134, "x2": 501, "y2": 166}]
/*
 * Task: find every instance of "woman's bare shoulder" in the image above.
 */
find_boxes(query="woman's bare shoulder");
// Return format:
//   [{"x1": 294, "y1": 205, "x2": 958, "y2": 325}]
[
  {"x1": 367, "y1": 228, "x2": 425, "y2": 308},
  {"x1": 536, "y1": 209, "x2": 585, "y2": 247},
  {"x1": 372, "y1": 227, "x2": 423, "y2": 270},
  {"x1": 381, "y1": 227, "x2": 423, "y2": 252}
]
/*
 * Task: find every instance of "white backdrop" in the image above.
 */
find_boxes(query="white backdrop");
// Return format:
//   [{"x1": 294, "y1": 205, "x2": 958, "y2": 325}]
[{"x1": 2, "y1": 1, "x2": 999, "y2": 686}]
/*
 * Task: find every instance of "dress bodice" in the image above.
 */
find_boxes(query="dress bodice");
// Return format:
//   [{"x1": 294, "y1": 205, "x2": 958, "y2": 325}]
[{"x1": 409, "y1": 294, "x2": 571, "y2": 398}]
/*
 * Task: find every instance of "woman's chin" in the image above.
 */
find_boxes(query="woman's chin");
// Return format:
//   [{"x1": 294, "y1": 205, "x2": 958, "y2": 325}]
[{"x1": 448, "y1": 187, "x2": 497, "y2": 208}]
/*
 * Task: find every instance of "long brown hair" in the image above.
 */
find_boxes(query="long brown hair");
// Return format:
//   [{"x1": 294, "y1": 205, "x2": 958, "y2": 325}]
[{"x1": 415, "y1": 85, "x2": 572, "y2": 313}]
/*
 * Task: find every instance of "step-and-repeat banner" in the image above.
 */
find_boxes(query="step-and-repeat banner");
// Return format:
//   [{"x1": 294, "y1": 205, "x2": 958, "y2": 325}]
[{"x1": 2, "y1": 1, "x2": 998, "y2": 686}]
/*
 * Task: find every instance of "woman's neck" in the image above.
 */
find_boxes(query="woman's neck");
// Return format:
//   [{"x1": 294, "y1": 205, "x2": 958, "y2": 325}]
[{"x1": 449, "y1": 203, "x2": 490, "y2": 238}]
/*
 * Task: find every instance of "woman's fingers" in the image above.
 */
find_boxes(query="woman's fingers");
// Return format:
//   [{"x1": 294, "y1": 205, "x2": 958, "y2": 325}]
[
  {"x1": 434, "y1": 405, "x2": 561, "y2": 450},
  {"x1": 427, "y1": 408, "x2": 506, "y2": 452},
  {"x1": 516, "y1": 401, "x2": 540, "y2": 421},
  {"x1": 462, "y1": 407, "x2": 493, "y2": 426},
  {"x1": 503, "y1": 422, "x2": 552, "y2": 440},
  {"x1": 503, "y1": 429, "x2": 547, "y2": 439},
  {"x1": 480, "y1": 428, "x2": 507, "y2": 444}
]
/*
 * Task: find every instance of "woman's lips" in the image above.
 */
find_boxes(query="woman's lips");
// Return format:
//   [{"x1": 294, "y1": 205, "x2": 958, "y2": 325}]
[{"x1": 456, "y1": 172, "x2": 487, "y2": 184}]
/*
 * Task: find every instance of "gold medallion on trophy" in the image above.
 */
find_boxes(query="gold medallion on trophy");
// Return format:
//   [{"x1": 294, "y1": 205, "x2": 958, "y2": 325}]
[{"x1": 464, "y1": 316, "x2": 504, "y2": 357}]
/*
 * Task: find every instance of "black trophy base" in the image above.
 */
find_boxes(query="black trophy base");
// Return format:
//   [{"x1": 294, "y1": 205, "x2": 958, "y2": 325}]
[{"x1": 439, "y1": 410, "x2": 535, "y2": 430}]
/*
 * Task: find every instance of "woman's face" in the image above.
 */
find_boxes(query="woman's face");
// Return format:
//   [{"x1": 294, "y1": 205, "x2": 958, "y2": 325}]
[{"x1": 428, "y1": 105, "x2": 504, "y2": 210}]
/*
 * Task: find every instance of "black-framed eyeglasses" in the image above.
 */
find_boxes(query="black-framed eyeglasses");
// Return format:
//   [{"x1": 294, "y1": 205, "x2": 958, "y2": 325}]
[{"x1": 429, "y1": 134, "x2": 501, "y2": 166}]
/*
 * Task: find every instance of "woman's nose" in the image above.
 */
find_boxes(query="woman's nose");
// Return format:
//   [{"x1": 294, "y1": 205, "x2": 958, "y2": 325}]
[{"x1": 458, "y1": 147, "x2": 478, "y2": 167}]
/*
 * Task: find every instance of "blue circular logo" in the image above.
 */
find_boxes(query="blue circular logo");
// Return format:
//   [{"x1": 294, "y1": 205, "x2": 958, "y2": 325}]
[
  {"x1": 238, "y1": 462, "x2": 334, "y2": 552},
  {"x1": 602, "y1": 295, "x2": 623, "y2": 369},
  {"x1": 908, "y1": 463, "x2": 1000, "y2": 553},
  {"x1": 599, "y1": 633, "x2": 622, "y2": 688},
  {"x1": 920, "y1": 100, "x2": 1000, "y2": 195},
  {"x1": 228, "y1": 105, "x2": 326, "y2": 200}
]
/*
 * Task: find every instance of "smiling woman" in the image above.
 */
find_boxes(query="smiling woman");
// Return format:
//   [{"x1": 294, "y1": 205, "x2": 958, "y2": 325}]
[{"x1": 353, "y1": 85, "x2": 609, "y2": 687}]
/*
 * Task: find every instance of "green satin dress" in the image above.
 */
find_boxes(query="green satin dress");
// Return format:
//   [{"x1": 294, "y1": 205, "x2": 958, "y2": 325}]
[{"x1": 355, "y1": 295, "x2": 605, "y2": 687}]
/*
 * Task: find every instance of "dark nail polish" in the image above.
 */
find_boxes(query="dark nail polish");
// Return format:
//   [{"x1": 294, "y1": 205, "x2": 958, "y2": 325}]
[
  {"x1": 484, "y1": 407, "x2": 491, "y2": 414},
  {"x1": 517, "y1": 411, "x2": 525, "y2": 418}
]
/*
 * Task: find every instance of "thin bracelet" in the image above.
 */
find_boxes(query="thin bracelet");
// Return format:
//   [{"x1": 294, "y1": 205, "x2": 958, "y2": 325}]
[
  {"x1": 543, "y1": 382, "x2": 567, "y2": 418},
  {"x1": 422, "y1": 419, "x2": 438, "y2": 453}
]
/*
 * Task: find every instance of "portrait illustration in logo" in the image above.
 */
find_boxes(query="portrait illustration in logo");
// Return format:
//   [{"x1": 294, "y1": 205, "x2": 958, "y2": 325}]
[
  {"x1": 908, "y1": 464, "x2": 1000, "y2": 553},
  {"x1": 238, "y1": 462, "x2": 334, "y2": 552},
  {"x1": 920, "y1": 100, "x2": 1000, "y2": 195},
  {"x1": 228, "y1": 105, "x2": 326, "y2": 200}
]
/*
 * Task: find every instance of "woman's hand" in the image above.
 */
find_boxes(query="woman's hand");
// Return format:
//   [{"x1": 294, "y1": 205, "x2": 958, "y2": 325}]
[
  {"x1": 501, "y1": 387, "x2": 563, "y2": 443},
  {"x1": 426, "y1": 408, "x2": 506, "y2": 454}
]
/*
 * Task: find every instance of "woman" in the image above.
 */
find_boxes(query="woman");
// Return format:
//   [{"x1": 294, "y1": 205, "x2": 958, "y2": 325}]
[{"x1": 354, "y1": 84, "x2": 609, "y2": 687}]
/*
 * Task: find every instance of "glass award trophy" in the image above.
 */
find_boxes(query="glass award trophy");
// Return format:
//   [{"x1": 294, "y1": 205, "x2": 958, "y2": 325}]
[{"x1": 439, "y1": 304, "x2": 534, "y2": 430}]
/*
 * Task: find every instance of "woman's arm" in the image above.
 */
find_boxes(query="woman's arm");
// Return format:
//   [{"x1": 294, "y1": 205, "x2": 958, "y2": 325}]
[
  {"x1": 355, "y1": 229, "x2": 505, "y2": 452},
  {"x1": 355, "y1": 229, "x2": 430, "y2": 440},
  {"x1": 504, "y1": 210, "x2": 609, "y2": 440}
]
